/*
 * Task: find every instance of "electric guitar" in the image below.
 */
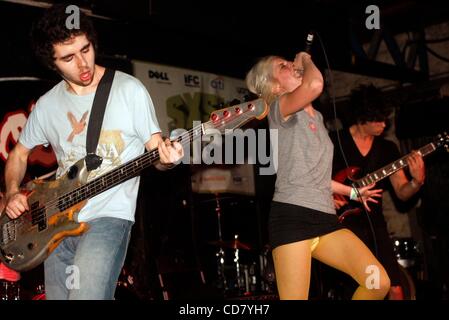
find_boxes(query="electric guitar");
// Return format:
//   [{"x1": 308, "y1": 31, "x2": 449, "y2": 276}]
[
  {"x1": 0, "y1": 99, "x2": 268, "y2": 272},
  {"x1": 334, "y1": 132, "x2": 449, "y2": 222}
]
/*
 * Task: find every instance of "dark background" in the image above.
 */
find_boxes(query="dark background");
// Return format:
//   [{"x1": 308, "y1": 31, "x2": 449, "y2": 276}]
[{"x1": 1, "y1": 0, "x2": 449, "y2": 79}]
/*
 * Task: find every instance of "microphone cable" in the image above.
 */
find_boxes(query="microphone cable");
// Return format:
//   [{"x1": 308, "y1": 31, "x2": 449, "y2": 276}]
[{"x1": 314, "y1": 31, "x2": 379, "y2": 258}]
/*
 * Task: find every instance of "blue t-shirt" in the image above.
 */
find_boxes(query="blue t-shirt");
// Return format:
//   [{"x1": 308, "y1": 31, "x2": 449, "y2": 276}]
[{"x1": 19, "y1": 70, "x2": 160, "y2": 222}]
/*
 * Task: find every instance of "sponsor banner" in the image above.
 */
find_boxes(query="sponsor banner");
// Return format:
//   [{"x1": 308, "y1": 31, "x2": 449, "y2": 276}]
[
  {"x1": 133, "y1": 61, "x2": 255, "y2": 194},
  {"x1": 191, "y1": 164, "x2": 255, "y2": 196},
  {"x1": 132, "y1": 60, "x2": 250, "y2": 135}
]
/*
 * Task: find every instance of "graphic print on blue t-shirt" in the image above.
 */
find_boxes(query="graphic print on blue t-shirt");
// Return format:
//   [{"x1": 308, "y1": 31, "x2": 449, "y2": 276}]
[{"x1": 67, "y1": 111, "x2": 88, "y2": 142}]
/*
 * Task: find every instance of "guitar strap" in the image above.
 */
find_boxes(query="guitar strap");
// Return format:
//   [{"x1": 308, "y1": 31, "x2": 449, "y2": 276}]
[{"x1": 85, "y1": 68, "x2": 115, "y2": 171}]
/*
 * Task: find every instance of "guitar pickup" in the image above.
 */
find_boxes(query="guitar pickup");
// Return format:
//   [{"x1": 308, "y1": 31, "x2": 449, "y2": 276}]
[
  {"x1": 31, "y1": 206, "x2": 47, "y2": 232},
  {"x1": 1, "y1": 220, "x2": 17, "y2": 245}
]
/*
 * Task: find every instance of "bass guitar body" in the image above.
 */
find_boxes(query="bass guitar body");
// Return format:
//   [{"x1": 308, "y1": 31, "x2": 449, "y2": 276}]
[{"x1": 0, "y1": 158, "x2": 90, "y2": 271}]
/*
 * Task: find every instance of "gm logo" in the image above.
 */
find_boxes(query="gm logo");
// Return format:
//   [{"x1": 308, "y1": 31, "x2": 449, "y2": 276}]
[
  {"x1": 148, "y1": 70, "x2": 170, "y2": 83},
  {"x1": 211, "y1": 77, "x2": 225, "y2": 90},
  {"x1": 184, "y1": 74, "x2": 200, "y2": 87}
]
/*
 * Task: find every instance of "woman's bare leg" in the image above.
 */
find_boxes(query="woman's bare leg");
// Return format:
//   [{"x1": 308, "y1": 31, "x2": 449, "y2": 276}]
[
  {"x1": 312, "y1": 228, "x2": 390, "y2": 300},
  {"x1": 272, "y1": 239, "x2": 313, "y2": 300}
]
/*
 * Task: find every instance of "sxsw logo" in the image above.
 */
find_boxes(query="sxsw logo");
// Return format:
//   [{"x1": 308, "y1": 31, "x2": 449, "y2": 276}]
[
  {"x1": 211, "y1": 77, "x2": 224, "y2": 90},
  {"x1": 184, "y1": 74, "x2": 200, "y2": 88},
  {"x1": 148, "y1": 69, "x2": 171, "y2": 83}
]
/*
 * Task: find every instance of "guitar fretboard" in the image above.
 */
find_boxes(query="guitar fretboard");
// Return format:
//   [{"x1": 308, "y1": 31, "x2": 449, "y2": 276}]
[
  {"x1": 57, "y1": 125, "x2": 204, "y2": 211},
  {"x1": 353, "y1": 142, "x2": 436, "y2": 188}
]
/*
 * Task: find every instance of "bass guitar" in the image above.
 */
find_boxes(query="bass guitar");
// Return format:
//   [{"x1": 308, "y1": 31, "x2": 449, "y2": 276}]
[{"x1": 0, "y1": 99, "x2": 268, "y2": 271}]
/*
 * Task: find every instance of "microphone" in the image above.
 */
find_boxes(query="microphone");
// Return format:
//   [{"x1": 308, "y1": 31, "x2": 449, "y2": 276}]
[
  {"x1": 294, "y1": 31, "x2": 314, "y2": 77},
  {"x1": 304, "y1": 31, "x2": 314, "y2": 54}
]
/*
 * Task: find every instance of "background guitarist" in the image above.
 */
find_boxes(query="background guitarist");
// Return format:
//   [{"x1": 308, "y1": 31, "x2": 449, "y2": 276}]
[
  {"x1": 330, "y1": 84, "x2": 426, "y2": 300},
  {"x1": 3, "y1": 4, "x2": 183, "y2": 299}
]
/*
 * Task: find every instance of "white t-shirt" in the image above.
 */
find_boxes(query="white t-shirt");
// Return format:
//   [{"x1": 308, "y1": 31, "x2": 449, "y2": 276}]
[{"x1": 19, "y1": 70, "x2": 160, "y2": 222}]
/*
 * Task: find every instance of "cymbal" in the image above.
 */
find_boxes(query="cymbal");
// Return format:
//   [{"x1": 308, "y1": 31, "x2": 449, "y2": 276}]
[{"x1": 208, "y1": 239, "x2": 252, "y2": 251}]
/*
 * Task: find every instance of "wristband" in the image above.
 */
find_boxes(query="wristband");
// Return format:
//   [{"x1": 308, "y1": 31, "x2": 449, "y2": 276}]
[
  {"x1": 410, "y1": 178, "x2": 423, "y2": 189},
  {"x1": 350, "y1": 187, "x2": 358, "y2": 201}
]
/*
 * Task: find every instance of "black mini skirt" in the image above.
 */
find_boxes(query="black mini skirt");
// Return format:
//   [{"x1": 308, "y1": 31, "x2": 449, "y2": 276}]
[{"x1": 269, "y1": 201, "x2": 343, "y2": 249}]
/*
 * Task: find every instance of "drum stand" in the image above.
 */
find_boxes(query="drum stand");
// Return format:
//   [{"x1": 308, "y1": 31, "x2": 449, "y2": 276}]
[
  {"x1": 0, "y1": 280, "x2": 20, "y2": 300},
  {"x1": 214, "y1": 193, "x2": 228, "y2": 291},
  {"x1": 213, "y1": 194, "x2": 245, "y2": 293},
  {"x1": 208, "y1": 193, "x2": 256, "y2": 295},
  {"x1": 232, "y1": 235, "x2": 243, "y2": 291}
]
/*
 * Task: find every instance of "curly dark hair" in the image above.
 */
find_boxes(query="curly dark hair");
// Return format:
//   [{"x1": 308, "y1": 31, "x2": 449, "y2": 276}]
[
  {"x1": 30, "y1": 3, "x2": 97, "y2": 70},
  {"x1": 348, "y1": 84, "x2": 393, "y2": 125}
]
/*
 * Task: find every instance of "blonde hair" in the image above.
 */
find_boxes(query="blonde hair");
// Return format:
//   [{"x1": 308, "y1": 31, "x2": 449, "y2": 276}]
[{"x1": 245, "y1": 56, "x2": 281, "y2": 106}]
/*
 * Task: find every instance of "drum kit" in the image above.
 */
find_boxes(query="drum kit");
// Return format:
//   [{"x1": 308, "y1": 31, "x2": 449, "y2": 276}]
[
  {"x1": 207, "y1": 240, "x2": 277, "y2": 297},
  {"x1": 208, "y1": 235, "x2": 258, "y2": 296},
  {"x1": 204, "y1": 193, "x2": 276, "y2": 298}
]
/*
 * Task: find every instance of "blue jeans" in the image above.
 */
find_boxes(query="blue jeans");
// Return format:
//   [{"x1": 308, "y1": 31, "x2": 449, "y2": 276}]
[{"x1": 44, "y1": 217, "x2": 133, "y2": 300}]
